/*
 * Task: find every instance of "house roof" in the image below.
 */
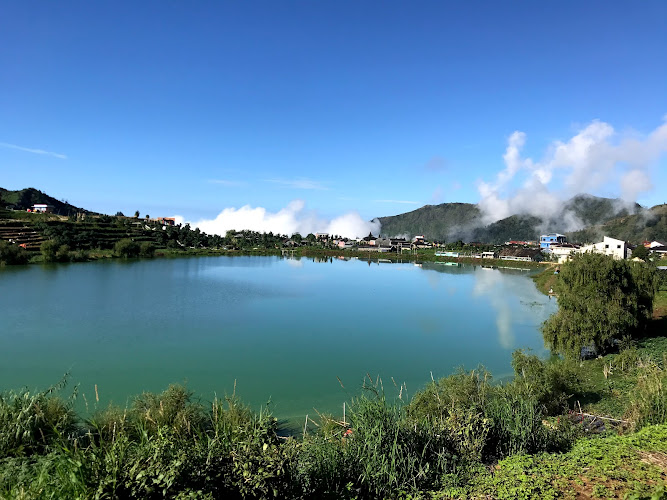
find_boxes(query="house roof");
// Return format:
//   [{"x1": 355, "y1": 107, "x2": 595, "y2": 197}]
[
  {"x1": 550, "y1": 243, "x2": 580, "y2": 249},
  {"x1": 499, "y1": 248, "x2": 541, "y2": 258}
]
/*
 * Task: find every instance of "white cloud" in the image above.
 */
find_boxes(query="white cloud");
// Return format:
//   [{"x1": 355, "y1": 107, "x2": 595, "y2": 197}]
[
  {"x1": 264, "y1": 178, "x2": 329, "y2": 190},
  {"x1": 0, "y1": 142, "x2": 67, "y2": 159},
  {"x1": 477, "y1": 117, "x2": 667, "y2": 224},
  {"x1": 188, "y1": 199, "x2": 381, "y2": 239}
]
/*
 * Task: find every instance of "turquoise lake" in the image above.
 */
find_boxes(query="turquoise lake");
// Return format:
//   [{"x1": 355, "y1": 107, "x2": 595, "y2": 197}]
[{"x1": 0, "y1": 256, "x2": 557, "y2": 425}]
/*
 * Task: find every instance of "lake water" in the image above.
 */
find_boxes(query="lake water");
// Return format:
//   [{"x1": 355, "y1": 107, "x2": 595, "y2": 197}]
[{"x1": 0, "y1": 256, "x2": 556, "y2": 425}]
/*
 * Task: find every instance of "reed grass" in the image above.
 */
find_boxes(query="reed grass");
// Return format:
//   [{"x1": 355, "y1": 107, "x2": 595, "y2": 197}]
[{"x1": 1, "y1": 347, "x2": 666, "y2": 499}]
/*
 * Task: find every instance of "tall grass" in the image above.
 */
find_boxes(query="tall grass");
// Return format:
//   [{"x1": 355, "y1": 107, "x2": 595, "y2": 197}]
[
  {"x1": 628, "y1": 357, "x2": 667, "y2": 428},
  {"x1": 297, "y1": 385, "x2": 456, "y2": 498},
  {"x1": 0, "y1": 357, "x2": 628, "y2": 498},
  {"x1": 0, "y1": 378, "x2": 77, "y2": 458}
]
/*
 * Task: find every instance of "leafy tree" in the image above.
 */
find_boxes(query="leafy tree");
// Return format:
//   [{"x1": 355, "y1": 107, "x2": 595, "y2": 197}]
[
  {"x1": 134, "y1": 210, "x2": 140, "y2": 218},
  {"x1": 40, "y1": 240, "x2": 60, "y2": 262},
  {"x1": 0, "y1": 241, "x2": 29, "y2": 265},
  {"x1": 139, "y1": 241, "x2": 156, "y2": 258},
  {"x1": 542, "y1": 252, "x2": 658, "y2": 358},
  {"x1": 633, "y1": 245, "x2": 649, "y2": 261},
  {"x1": 56, "y1": 244, "x2": 71, "y2": 262},
  {"x1": 115, "y1": 211, "x2": 125, "y2": 217},
  {"x1": 114, "y1": 238, "x2": 140, "y2": 258}
]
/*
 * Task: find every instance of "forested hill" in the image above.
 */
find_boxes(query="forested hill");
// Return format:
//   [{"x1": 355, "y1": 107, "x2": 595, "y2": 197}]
[
  {"x1": 376, "y1": 202, "x2": 481, "y2": 241},
  {"x1": 377, "y1": 194, "x2": 642, "y2": 243},
  {"x1": 567, "y1": 203, "x2": 667, "y2": 244},
  {"x1": 0, "y1": 187, "x2": 93, "y2": 216}
]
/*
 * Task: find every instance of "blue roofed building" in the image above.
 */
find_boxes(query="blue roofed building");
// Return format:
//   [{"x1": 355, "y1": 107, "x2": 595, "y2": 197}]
[{"x1": 540, "y1": 233, "x2": 566, "y2": 252}]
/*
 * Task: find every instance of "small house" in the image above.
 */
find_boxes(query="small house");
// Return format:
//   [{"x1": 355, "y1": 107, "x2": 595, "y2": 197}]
[
  {"x1": 499, "y1": 248, "x2": 542, "y2": 262},
  {"x1": 578, "y1": 236, "x2": 630, "y2": 260},
  {"x1": 31, "y1": 204, "x2": 54, "y2": 213},
  {"x1": 540, "y1": 233, "x2": 566, "y2": 252},
  {"x1": 550, "y1": 243, "x2": 581, "y2": 263}
]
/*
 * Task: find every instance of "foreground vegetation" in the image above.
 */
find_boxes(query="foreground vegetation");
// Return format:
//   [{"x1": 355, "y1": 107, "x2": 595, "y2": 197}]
[{"x1": 2, "y1": 332, "x2": 667, "y2": 499}]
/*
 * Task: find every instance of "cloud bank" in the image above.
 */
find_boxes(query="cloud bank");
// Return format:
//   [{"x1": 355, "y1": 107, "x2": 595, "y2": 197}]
[
  {"x1": 189, "y1": 200, "x2": 381, "y2": 239},
  {"x1": 478, "y1": 116, "x2": 667, "y2": 225}
]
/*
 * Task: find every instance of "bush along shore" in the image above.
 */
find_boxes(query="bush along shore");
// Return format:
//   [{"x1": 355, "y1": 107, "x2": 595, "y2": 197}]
[{"x1": 2, "y1": 336, "x2": 667, "y2": 499}]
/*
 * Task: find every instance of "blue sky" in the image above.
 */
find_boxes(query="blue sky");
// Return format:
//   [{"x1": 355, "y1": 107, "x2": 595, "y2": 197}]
[{"x1": 2, "y1": 1, "x2": 667, "y2": 235}]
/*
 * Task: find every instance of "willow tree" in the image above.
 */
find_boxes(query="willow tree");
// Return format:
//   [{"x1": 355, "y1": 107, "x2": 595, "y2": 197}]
[{"x1": 542, "y1": 252, "x2": 657, "y2": 358}]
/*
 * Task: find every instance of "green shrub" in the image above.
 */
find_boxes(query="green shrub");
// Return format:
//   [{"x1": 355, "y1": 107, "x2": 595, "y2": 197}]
[
  {"x1": 511, "y1": 350, "x2": 580, "y2": 414},
  {"x1": 542, "y1": 253, "x2": 658, "y2": 358},
  {"x1": 299, "y1": 387, "x2": 457, "y2": 498},
  {"x1": 628, "y1": 360, "x2": 667, "y2": 428},
  {"x1": 69, "y1": 248, "x2": 90, "y2": 262},
  {"x1": 139, "y1": 241, "x2": 156, "y2": 258},
  {"x1": 56, "y1": 244, "x2": 71, "y2": 262},
  {"x1": 40, "y1": 239, "x2": 60, "y2": 262},
  {"x1": 114, "y1": 238, "x2": 140, "y2": 258},
  {"x1": 131, "y1": 385, "x2": 207, "y2": 438},
  {"x1": 485, "y1": 383, "x2": 576, "y2": 458},
  {"x1": 0, "y1": 241, "x2": 29, "y2": 265},
  {"x1": 0, "y1": 386, "x2": 77, "y2": 458}
]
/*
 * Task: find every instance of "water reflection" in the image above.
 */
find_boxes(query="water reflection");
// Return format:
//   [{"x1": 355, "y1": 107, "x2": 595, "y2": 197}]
[{"x1": 0, "y1": 257, "x2": 556, "y2": 422}]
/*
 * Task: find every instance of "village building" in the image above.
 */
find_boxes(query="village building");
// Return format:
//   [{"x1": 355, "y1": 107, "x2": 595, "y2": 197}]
[
  {"x1": 549, "y1": 243, "x2": 581, "y2": 263},
  {"x1": 30, "y1": 203, "x2": 54, "y2": 213},
  {"x1": 361, "y1": 232, "x2": 378, "y2": 246},
  {"x1": 578, "y1": 236, "x2": 631, "y2": 260},
  {"x1": 499, "y1": 247, "x2": 543, "y2": 262},
  {"x1": 153, "y1": 217, "x2": 176, "y2": 226},
  {"x1": 649, "y1": 245, "x2": 667, "y2": 258},
  {"x1": 435, "y1": 251, "x2": 460, "y2": 258},
  {"x1": 540, "y1": 233, "x2": 566, "y2": 252},
  {"x1": 389, "y1": 237, "x2": 411, "y2": 251}
]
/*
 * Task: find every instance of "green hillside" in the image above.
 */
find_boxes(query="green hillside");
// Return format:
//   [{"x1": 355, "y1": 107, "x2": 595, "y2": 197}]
[
  {"x1": 378, "y1": 194, "x2": 642, "y2": 243},
  {"x1": 0, "y1": 187, "x2": 92, "y2": 216},
  {"x1": 470, "y1": 214, "x2": 543, "y2": 244},
  {"x1": 377, "y1": 202, "x2": 481, "y2": 241},
  {"x1": 568, "y1": 203, "x2": 667, "y2": 244}
]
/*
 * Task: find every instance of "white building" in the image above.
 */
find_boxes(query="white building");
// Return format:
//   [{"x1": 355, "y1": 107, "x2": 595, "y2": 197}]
[
  {"x1": 30, "y1": 203, "x2": 54, "y2": 213},
  {"x1": 578, "y1": 236, "x2": 630, "y2": 260},
  {"x1": 550, "y1": 243, "x2": 580, "y2": 264}
]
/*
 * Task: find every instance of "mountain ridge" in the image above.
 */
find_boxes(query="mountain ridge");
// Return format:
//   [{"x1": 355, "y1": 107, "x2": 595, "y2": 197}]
[
  {"x1": 377, "y1": 194, "x2": 645, "y2": 244},
  {"x1": 0, "y1": 187, "x2": 94, "y2": 216}
]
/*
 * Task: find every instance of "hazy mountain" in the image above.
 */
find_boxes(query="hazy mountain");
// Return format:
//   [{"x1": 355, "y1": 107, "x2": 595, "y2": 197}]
[
  {"x1": 377, "y1": 194, "x2": 642, "y2": 244},
  {"x1": 0, "y1": 187, "x2": 93, "y2": 216},
  {"x1": 376, "y1": 202, "x2": 481, "y2": 241},
  {"x1": 567, "y1": 204, "x2": 667, "y2": 244}
]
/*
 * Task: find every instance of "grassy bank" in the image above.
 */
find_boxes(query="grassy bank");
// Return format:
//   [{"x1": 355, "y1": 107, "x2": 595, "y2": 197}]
[{"x1": 2, "y1": 332, "x2": 666, "y2": 499}]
